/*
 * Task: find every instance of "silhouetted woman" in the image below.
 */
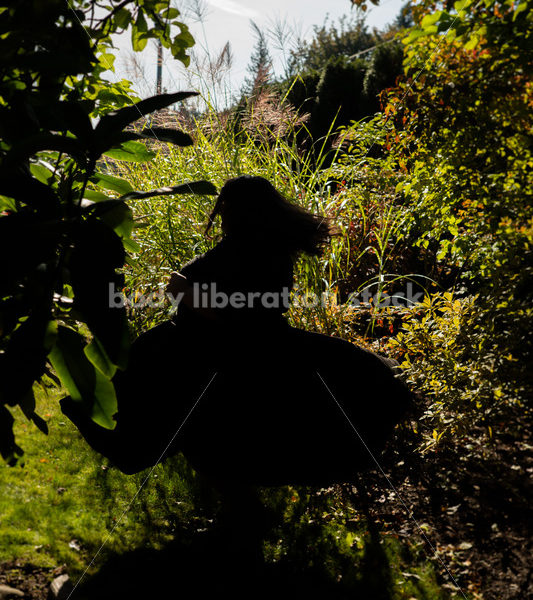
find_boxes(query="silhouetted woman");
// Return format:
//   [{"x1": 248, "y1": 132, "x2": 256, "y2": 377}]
[{"x1": 62, "y1": 175, "x2": 412, "y2": 486}]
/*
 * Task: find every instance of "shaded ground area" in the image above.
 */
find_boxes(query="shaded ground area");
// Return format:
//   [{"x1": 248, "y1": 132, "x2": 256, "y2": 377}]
[
  {"x1": 363, "y1": 422, "x2": 533, "y2": 600},
  {"x1": 74, "y1": 532, "x2": 398, "y2": 600},
  {"x1": 0, "y1": 563, "x2": 62, "y2": 600},
  {"x1": 1, "y1": 423, "x2": 530, "y2": 600}
]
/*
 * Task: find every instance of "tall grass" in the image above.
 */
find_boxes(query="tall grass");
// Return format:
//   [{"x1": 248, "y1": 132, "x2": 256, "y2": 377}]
[
  {"x1": 112, "y1": 6, "x2": 419, "y2": 340},
  {"x1": 112, "y1": 101, "x2": 354, "y2": 334},
  {"x1": 111, "y1": 100, "x2": 416, "y2": 343}
]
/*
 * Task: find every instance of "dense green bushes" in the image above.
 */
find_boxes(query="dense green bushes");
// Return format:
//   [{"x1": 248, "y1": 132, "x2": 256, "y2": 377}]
[
  {"x1": 281, "y1": 42, "x2": 405, "y2": 141},
  {"x1": 273, "y1": 15, "x2": 405, "y2": 141},
  {"x1": 384, "y1": 0, "x2": 533, "y2": 444}
]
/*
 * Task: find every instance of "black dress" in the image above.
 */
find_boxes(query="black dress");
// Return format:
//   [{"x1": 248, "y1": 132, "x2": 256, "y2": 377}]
[{"x1": 63, "y1": 236, "x2": 412, "y2": 485}]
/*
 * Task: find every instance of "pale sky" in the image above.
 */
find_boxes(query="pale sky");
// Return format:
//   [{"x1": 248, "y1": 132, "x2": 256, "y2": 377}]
[{"x1": 110, "y1": 0, "x2": 405, "y2": 106}]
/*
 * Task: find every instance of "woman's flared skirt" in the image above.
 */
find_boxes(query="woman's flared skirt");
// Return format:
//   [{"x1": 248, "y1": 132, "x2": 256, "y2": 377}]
[{"x1": 103, "y1": 319, "x2": 412, "y2": 485}]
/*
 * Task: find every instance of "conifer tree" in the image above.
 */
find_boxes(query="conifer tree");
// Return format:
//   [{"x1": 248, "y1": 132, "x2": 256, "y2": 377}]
[{"x1": 242, "y1": 21, "x2": 272, "y2": 98}]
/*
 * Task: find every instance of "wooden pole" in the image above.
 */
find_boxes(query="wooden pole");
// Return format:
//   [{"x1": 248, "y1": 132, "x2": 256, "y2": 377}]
[{"x1": 156, "y1": 39, "x2": 163, "y2": 95}]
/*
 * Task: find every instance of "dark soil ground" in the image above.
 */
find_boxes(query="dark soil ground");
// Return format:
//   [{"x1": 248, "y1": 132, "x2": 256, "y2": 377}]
[
  {"x1": 0, "y1": 563, "x2": 64, "y2": 600},
  {"x1": 361, "y1": 422, "x2": 533, "y2": 600},
  {"x1": 1, "y1": 424, "x2": 530, "y2": 600}
]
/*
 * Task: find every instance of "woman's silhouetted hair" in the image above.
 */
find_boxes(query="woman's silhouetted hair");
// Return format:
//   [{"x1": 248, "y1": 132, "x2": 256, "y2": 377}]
[{"x1": 205, "y1": 175, "x2": 336, "y2": 256}]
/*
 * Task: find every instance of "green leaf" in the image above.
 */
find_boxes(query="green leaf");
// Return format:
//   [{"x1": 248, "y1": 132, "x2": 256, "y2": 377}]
[
  {"x1": 83, "y1": 189, "x2": 112, "y2": 202},
  {"x1": 48, "y1": 326, "x2": 117, "y2": 429},
  {"x1": 513, "y1": 2, "x2": 528, "y2": 20},
  {"x1": 0, "y1": 171, "x2": 60, "y2": 211},
  {"x1": 19, "y1": 389, "x2": 48, "y2": 435},
  {"x1": 108, "y1": 128, "x2": 193, "y2": 148},
  {"x1": 94, "y1": 91, "x2": 198, "y2": 143},
  {"x1": 114, "y1": 7, "x2": 131, "y2": 29},
  {"x1": 48, "y1": 327, "x2": 95, "y2": 403},
  {"x1": 454, "y1": 0, "x2": 472, "y2": 11},
  {"x1": 403, "y1": 29, "x2": 431, "y2": 44},
  {"x1": 135, "y1": 9, "x2": 148, "y2": 32},
  {"x1": 0, "y1": 312, "x2": 55, "y2": 404},
  {"x1": 464, "y1": 35, "x2": 479, "y2": 50},
  {"x1": 90, "y1": 172, "x2": 134, "y2": 194},
  {"x1": 0, "y1": 195, "x2": 16, "y2": 211},
  {"x1": 421, "y1": 11, "x2": 442, "y2": 27},
  {"x1": 67, "y1": 220, "x2": 129, "y2": 370},
  {"x1": 60, "y1": 102, "x2": 94, "y2": 142},
  {"x1": 91, "y1": 201, "x2": 134, "y2": 239},
  {"x1": 98, "y1": 52, "x2": 116, "y2": 72},
  {"x1": 123, "y1": 238, "x2": 141, "y2": 253},
  {"x1": 84, "y1": 337, "x2": 117, "y2": 379},
  {"x1": 103, "y1": 140, "x2": 156, "y2": 162},
  {"x1": 29, "y1": 163, "x2": 54, "y2": 185},
  {"x1": 170, "y1": 24, "x2": 195, "y2": 67},
  {"x1": 30, "y1": 412, "x2": 49, "y2": 435},
  {"x1": 0, "y1": 405, "x2": 23, "y2": 465},
  {"x1": 120, "y1": 180, "x2": 218, "y2": 201},
  {"x1": 162, "y1": 7, "x2": 180, "y2": 19},
  {"x1": 136, "y1": 127, "x2": 193, "y2": 146},
  {"x1": 2, "y1": 134, "x2": 86, "y2": 169},
  {"x1": 131, "y1": 11, "x2": 149, "y2": 51}
]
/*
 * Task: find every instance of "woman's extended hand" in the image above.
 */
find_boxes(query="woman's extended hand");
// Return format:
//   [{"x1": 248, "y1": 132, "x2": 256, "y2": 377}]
[{"x1": 166, "y1": 271, "x2": 189, "y2": 300}]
